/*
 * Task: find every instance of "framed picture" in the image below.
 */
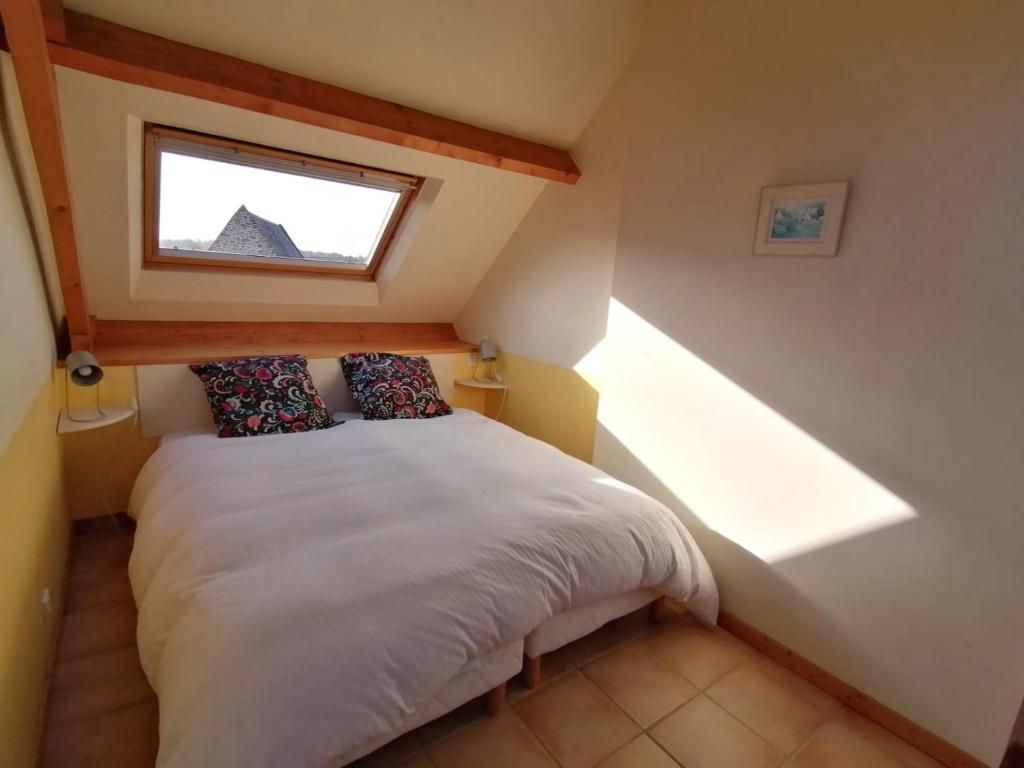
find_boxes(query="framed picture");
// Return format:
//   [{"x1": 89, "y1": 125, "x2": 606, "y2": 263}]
[{"x1": 753, "y1": 181, "x2": 850, "y2": 256}]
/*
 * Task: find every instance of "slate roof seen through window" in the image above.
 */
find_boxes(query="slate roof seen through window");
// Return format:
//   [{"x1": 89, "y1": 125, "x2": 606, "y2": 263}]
[{"x1": 210, "y1": 205, "x2": 304, "y2": 259}]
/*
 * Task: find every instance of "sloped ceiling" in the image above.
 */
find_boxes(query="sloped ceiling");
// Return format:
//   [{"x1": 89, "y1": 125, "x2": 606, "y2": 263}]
[
  {"x1": 64, "y1": 0, "x2": 649, "y2": 149},
  {"x1": 47, "y1": 0, "x2": 648, "y2": 322}
]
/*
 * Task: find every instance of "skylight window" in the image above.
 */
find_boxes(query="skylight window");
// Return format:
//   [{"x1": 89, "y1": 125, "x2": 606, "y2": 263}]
[{"x1": 144, "y1": 125, "x2": 421, "y2": 278}]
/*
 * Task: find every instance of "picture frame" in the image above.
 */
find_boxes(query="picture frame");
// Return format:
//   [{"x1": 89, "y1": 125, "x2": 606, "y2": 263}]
[{"x1": 753, "y1": 181, "x2": 850, "y2": 256}]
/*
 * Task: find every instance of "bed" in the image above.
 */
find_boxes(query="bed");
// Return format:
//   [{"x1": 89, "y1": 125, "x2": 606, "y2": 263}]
[{"x1": 128, "y1": 408, "x2": 718, "y2": 767}]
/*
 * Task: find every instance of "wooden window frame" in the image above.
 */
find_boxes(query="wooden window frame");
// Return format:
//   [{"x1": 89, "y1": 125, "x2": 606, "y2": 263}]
[{"x1": 143, "y1": 124, "x2": 422, "y2": 281}]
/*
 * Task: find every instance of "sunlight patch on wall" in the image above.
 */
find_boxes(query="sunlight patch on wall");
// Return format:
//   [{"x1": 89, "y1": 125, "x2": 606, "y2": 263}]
[
  {"x1": 572, "y1": 338, "x2": 606, "y2": 391},
  {"x1": 595, "y1": 299, "x2": 916, "y2": 563}
]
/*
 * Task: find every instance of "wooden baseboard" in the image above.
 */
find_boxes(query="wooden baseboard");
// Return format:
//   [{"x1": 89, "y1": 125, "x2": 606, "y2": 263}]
[
  {"x1": 33, "y1": 521, "x2": 74, "y2": 767},
  {"x1": 718, "y1": 610, "x2": 987, "y2": 768}
]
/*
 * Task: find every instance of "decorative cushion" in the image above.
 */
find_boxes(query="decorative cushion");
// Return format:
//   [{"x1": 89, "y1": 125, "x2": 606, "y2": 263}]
[
  {"x1": 189, "y1": 355, "x2": 334, "y2": 438},
  {"x1": 341, "y1": 353, "x2": 453, "y2": 420}
]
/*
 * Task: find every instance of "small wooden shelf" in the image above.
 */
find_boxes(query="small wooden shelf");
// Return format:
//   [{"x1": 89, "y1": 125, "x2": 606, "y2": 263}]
[
  {"x1": 58, "y1": 406, "x2": 136, "y2": 434},
  {"x1": 63, "y1": 320, "x2": 477, "y2": 366},
  {"x1": 455, "y1": 378, "x2": 508, "y2": 390}
]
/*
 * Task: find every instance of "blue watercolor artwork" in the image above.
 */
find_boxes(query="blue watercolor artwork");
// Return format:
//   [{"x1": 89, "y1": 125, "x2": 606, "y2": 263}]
[{"x1": 770, "y1": 200, "x2": 827, "y2": 240}]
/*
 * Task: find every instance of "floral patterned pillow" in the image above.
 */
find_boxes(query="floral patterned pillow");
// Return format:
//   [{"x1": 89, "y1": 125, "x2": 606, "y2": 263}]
[
  {"x1": 189, "y1": 355, "x2": 335, "y2": 438},
  {"x1": 341, "y1": 353, "x2": 453, "y2": 420}
]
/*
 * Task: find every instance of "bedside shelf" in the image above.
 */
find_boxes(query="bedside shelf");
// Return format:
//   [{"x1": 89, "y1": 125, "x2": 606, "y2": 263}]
[
  {"x1": 58, "y1": 406, "x2": 136, "y2": 434},
  {"x1": 455, "y1": 378, "x2": 508, "y2": 390}
]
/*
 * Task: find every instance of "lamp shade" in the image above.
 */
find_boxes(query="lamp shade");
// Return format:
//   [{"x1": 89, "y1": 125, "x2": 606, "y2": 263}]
[
  {"x1": 66, "y1": 350, "x2": 104, "y2": 387},
  {"x1": 479, "y1": 338, "x2": 497, "y2": 363}
]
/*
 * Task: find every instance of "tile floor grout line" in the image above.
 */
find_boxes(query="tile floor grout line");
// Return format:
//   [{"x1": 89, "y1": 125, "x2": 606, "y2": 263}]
[
  {"x1": 657, "y1": 691, "x2": 788, "y2": 763},
  {"x1": 787, "y1": 697, "x2": 853, "y2": 762},
  {"x1": 567, "y1": 622, "x2": 658, "y2": 669},
  {"x1": 651, "y1": 620, "x2": 838, "y2": 742},
  {"x1": 512, "y1": 707, "x2": 569, "y2": 768},
  {"x1": 702, "y1": 652, "x2": 853, "y2": 763},
  {"x1": 571, "y1": 664, "x2": 673, "y2": 767},
  {"x1": 702, "y1": 662, "x2": 840, "y2": 763},
  {"x1": 419, "y1": 658, "x2": 576, "y2": 760},
  {"x1": 514, "y1": 671, "x2": 612, "y2": 768},
  {"x1": 577, "y1": 644, "x2": 700, "y2": 736},
  {"x1": 515, "y1": 622, "x2": 663, "y2": 768},
  {"x1": 581, "y1": 665, "x2": 647, "y2": 731},
  {"x1": 637, "y1": 650, "x2": 748, "y2": 734},
  {"x1": 783, "y1": 705, "x2": 845, "y2": 763},
  {"x1": 737, "y1": 652, "x2": 847, "y2": 717},
  {"x1": 598, "y1": 634, "x2": 724, "y2": 737},
  {"x1": 619, "y1": 732, "x2": 686, "y2": 768}
]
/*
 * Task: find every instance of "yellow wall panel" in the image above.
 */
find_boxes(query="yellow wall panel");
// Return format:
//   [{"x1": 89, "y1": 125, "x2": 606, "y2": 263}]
[
  {"x1": 453, "y1": 352, "x2": 598, "y2": 462},
  {"x1": 0, "y1": 378, "x2": 68, "y2": 768},
  {"x1": 55, "y1": 366, "x2": 159, "y2": 520}
]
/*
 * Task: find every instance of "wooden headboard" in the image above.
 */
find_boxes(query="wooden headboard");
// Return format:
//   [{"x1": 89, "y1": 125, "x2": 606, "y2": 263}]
[{"x1": 135, "y1": 355, "x2": 457, "y2": 437}]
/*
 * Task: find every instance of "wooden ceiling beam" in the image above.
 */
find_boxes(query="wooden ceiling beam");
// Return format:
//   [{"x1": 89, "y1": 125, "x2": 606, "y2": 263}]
[
  {"x1": 0, "y1": 0, "x2": 91, "y2": 349},
  {"x1": 84, "y1": 320, "x2": 477, "y2": 366},
  {"x1": 38, "y1": 0, "x2": 64, "y2": 42},
  {"x1": 38, "y1": 10, "x2": 581, "y2": 184}
]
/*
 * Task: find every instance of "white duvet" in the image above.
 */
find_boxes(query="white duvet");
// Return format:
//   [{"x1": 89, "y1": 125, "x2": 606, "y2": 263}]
[{"x1": 129, "y1": 409, "x2": 718, "y2": 767}]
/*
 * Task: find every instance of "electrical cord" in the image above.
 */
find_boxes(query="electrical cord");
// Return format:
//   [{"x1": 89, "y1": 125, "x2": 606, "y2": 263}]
[
  {"x1": 494, "y1": 387, "x2": 508, "y2": 421},
  {"x1": 470, "y1": 358, "x2": 508, "y2": 419},
  {"x1": 99, "y1": 404, "x2": 138, "y2": 536}
]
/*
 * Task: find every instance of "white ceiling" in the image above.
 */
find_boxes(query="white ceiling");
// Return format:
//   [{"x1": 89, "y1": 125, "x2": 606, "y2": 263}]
[{"x1": 65, "y1": 0, "x2": 650, "y2": 148}]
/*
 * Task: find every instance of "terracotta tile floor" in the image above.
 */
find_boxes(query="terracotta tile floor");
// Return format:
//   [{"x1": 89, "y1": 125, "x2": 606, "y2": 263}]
[
  {"x1": 39, "y1": 531, "x2": 158, "y2": 768},
  {"x1": 40, "y1": 530, "x2": 941, "y2": 768}
]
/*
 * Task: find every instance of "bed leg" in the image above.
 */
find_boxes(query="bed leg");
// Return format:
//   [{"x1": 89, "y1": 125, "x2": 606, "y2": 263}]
[
  {"x1": 648, "y1": 595, "x2": 669, "y2": 623},
  {"x1": 523, "y1": 655, "x2": 541, "y2": 690},
  {"x1": 486, "y1": 682, "x2": 507, "y2": 715}
]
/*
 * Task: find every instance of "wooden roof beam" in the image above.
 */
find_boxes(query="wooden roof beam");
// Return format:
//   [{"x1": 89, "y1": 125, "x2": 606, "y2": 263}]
[
  {"x1": 0, "y1": 0, "x2": 91, "y2": 349},
  {"x1": 40, "y1": 10, "x2": 581, "y2": 184},
  {"x1": 84, "y1": 320, "x2": 477, "y2": 366},
  {"x1": 39, "y1": 0, "x2": 65, "y2": 42}
]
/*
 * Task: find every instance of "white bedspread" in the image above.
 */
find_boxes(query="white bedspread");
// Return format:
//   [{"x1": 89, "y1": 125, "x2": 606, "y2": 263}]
[{"x1": 128, "y1": 409, "x2": 718, "y2": 767}]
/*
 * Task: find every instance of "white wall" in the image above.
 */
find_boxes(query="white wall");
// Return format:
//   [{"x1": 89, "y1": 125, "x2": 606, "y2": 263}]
[
  {"x1": 456, "y1": 74, "x2": 633, "y2": 368},
  {"x1": 458, "y1": 1, "x2": 1024, "y2": 764},
  {"x1": 0, "y1": 61, "x2": 57, "y2": 451},
  {"x1": 600, "y1": 2, "x2": 1024, "y2": 764}
]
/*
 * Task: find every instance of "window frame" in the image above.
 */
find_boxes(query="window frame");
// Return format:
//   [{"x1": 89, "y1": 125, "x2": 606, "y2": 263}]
[{"x1": 143, "y1": 124, "x2": 422, "y2": 281}]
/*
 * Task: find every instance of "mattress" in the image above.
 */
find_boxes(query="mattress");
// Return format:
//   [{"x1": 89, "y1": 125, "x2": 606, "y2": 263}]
[
  {"x1": 526, "y1": 589, "x2": 658, "y2": 658},
  {"x1": 129, "y1": 409, "x2": 718, "y2": 767}
]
